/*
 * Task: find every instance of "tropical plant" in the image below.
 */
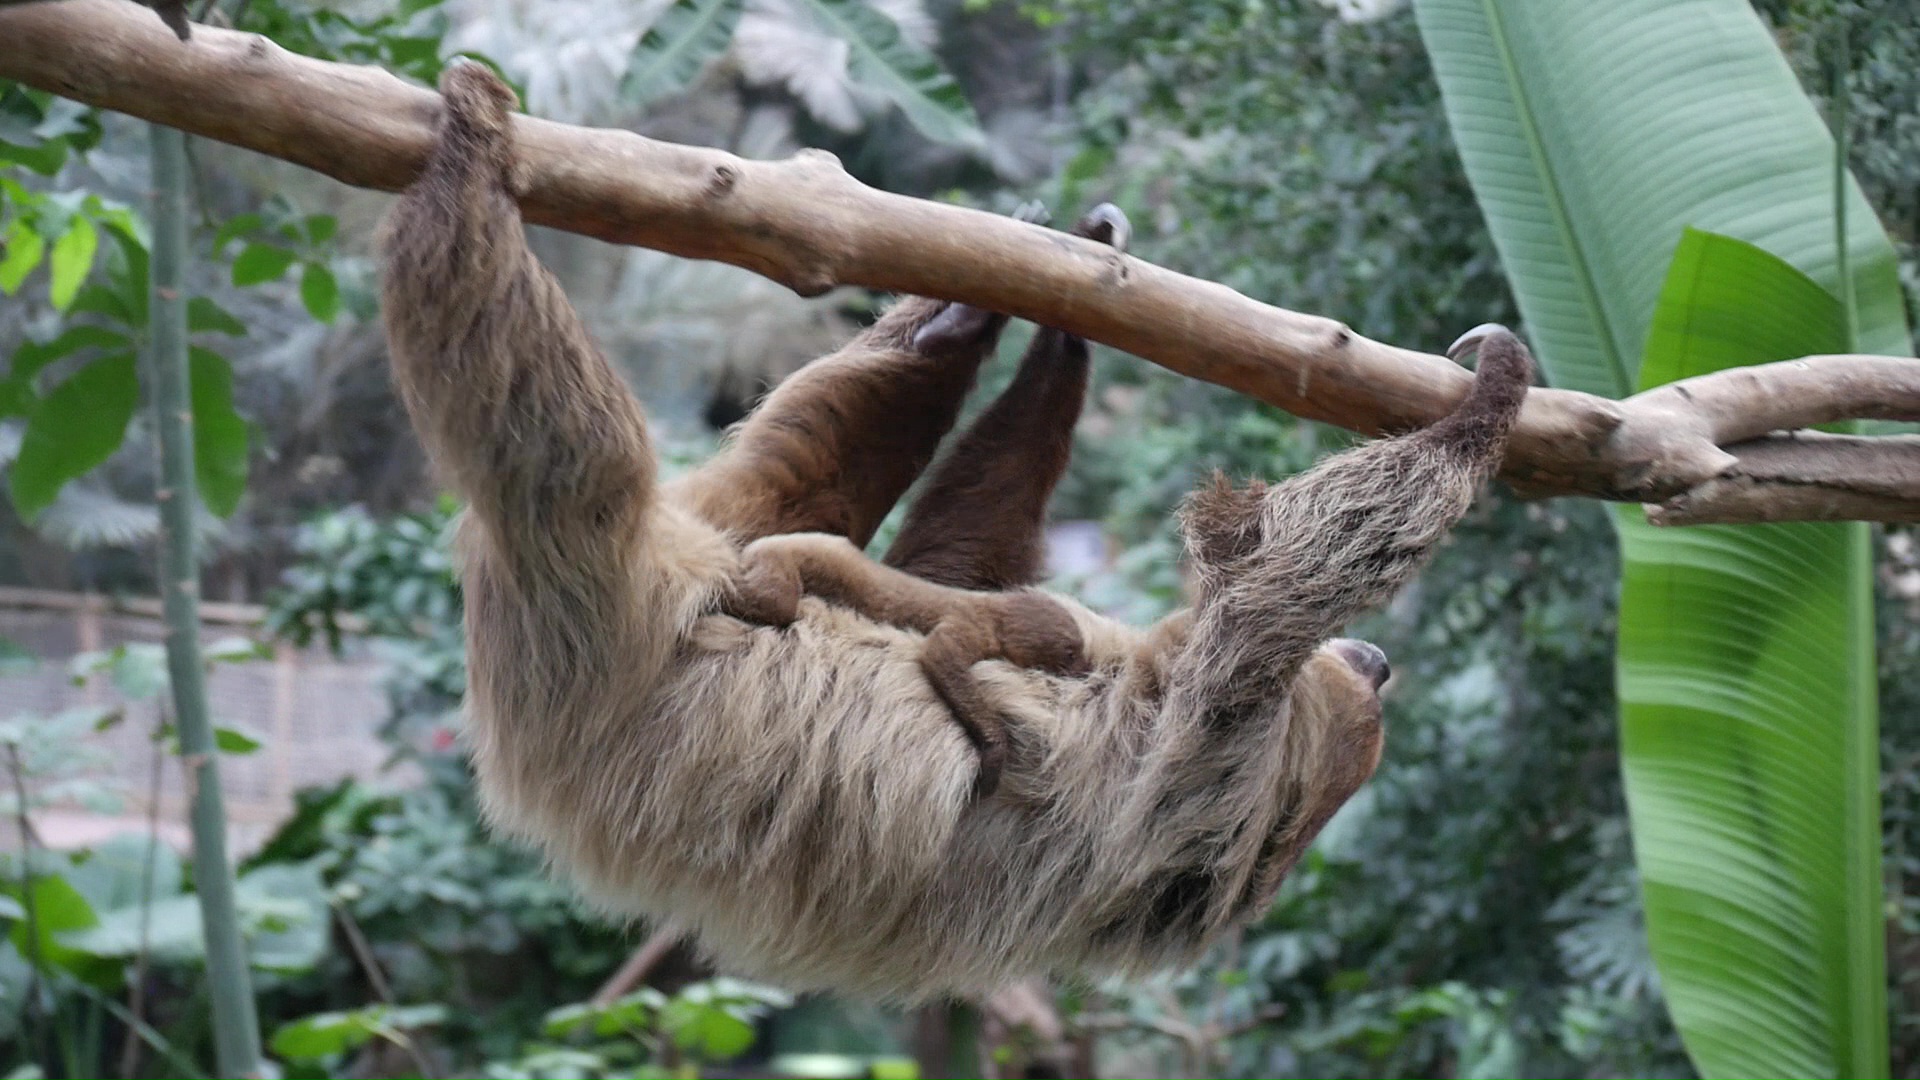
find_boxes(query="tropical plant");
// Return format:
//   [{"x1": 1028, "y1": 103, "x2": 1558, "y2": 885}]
[{"x1": 1415, "y1": 1, "x2": 1909, "y2": 1075}]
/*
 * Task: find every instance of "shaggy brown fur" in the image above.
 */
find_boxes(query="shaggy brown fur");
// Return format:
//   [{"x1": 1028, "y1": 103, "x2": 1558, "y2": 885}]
[{"x1": 382, "y1": 62, "x2": 1535, "y2": 1002}]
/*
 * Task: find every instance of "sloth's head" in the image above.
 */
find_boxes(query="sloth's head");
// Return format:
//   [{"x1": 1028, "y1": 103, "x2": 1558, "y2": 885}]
[
  {"x1": 1222, "y1": 636, "x2": 1392, "y2": 920},
  {"x1": 1281, "y1": 637, "x2": 1391, "y2": 832}
]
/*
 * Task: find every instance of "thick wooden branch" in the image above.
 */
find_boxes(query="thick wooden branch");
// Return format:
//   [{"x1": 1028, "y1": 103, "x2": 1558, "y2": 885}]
[{"x1": 2, "y1": 0, "x2": 1917, "y2": 523}]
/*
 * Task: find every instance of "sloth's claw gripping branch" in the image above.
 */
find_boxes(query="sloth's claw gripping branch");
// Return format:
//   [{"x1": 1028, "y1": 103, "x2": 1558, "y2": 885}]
[{"x1": 381, "y1": 62, "x2": 656, "y2": 574}]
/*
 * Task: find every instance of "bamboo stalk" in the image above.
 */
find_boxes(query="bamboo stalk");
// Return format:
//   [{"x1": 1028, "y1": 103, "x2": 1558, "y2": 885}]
[{"x1": 145, "y1": 121, "x2": 263, "y2": 1079}]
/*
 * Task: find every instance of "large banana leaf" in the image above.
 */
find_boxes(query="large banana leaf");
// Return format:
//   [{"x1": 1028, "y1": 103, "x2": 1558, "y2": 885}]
[
  {"x1": 1412, "y1": 2, "x2": 1909, "y2": 1076},
  {"x1": 1618, "y1": 229, "x2": 1879, "y2": 1078}
]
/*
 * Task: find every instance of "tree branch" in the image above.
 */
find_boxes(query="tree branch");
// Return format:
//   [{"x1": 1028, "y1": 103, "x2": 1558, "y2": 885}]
[{"x1": 2, "y1": 0, "x2": 1916, "y2": 523}]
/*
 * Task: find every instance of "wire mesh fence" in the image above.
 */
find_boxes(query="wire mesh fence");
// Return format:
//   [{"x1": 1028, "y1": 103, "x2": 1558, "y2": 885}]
[{"x1": 0, "y1": 588, "x2": 402, "y2": 854}]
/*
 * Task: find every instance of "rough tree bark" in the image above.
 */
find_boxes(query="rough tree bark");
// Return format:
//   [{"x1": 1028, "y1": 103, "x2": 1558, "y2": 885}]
[{"x1": 1, "y1": 0, "x2": 1916, "y2": 522}]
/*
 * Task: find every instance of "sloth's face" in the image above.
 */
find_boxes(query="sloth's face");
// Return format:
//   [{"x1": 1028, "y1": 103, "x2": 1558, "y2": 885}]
[{"x1": 1293, "y1": 637, "x2": 1391, "y2": 811}]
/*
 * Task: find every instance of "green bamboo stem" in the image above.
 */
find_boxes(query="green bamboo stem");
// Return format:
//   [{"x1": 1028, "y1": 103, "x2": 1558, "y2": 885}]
[{"x1": 146, "y1": 121, "x2": 263, "y2": 1079}]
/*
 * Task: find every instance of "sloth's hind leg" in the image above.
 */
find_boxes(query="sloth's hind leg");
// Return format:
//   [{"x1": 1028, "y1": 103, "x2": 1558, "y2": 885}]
[
  {"x1": 677, "y1": 205, "x2": 1054, "y2": 548},
  {"x1": 885, "y1": 204, "x2": 1129, "y2": 591}
]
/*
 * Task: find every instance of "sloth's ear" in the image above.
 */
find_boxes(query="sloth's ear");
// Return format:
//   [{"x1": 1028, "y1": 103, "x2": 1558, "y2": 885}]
[{"x1": 1180, "y1": 473, "x2": 1268, "y2": 571}]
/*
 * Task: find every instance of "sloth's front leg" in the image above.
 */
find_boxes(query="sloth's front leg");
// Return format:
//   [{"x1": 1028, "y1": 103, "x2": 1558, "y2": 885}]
[{"x1": 720, "y1": 533, "x2": 1087, "y2": 795}]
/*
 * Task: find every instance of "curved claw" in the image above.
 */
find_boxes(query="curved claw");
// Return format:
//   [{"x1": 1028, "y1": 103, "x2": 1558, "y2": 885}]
[
  {"x1": 1074, "y1": 202, "x2": 1131, "y2": 254},
  {"x1": 1447, "y1": 322, "x2": 1513, "y2": 362}
]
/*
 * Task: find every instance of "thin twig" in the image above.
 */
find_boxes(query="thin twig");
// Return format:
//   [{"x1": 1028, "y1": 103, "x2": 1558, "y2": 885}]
[
  {"x1": 118, "y1": 708, "x2": 170, "y2": 1079},
  {"x1": 589, "y1": 924, "x2": 683, "y2": 1008},
  {"x1": 8, "y1": 743, "x2": 48, "y2": 1068},
  {"x1": 333, "y1": 901, "x2": 437, "y2": 1080},
  {"x1": 61, "y1": 971, "x2": 210, "y2": 1080}
]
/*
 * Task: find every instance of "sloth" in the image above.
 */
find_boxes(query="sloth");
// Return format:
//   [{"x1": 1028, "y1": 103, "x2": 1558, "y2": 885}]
[{"x1": 382, "y1": 62, "x2": 1535, "y2": 1002}]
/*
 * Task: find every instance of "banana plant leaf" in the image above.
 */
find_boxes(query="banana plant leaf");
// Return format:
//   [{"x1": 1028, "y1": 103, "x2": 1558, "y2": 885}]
[
  {"x1": 1412, "y1": 2, "x2": 1910, "y2": 1075},
  {"x1": 1618, "y1": 229, "x2": 1879, "y2": 1078}
]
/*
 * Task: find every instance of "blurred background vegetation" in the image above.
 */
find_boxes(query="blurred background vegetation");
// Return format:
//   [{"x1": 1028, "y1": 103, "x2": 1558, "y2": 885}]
[{"x1": 0, "y1": 0, "x2": 1916, "y2": 1076}]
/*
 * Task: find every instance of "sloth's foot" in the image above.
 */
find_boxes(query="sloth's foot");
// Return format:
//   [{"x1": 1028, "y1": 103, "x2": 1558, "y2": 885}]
[
  {"x1": 1073, "y1": 202, "x2": 1130, "y2": 252},
  {"x1": 910, "y1": 201, "x2": 1055, "y2": 353}
]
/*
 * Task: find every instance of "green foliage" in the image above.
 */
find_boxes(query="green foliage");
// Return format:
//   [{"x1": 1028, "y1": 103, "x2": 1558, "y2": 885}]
[
  {"x1": 1414, "y1": 0, "x2": 1909, "y2": 387},
  {"x1": 1418, "y1": 2, "x2": 1908, "y2": 1075},
  {"x1": 787, "y1": 0, "x2": 984, "y2": 147},
  {"x1": 0, "y1": 84, "x2": 101, "y2": 178},
  {"x1": 187, "y1": 347, "x2": 249, "y2": 517},
  {"x1": 8, "y1": 353, "x2": 139, "y2": 522},
  {"x1": 1754, "y1": 0, "x2": 1920, "y2": 321},
  {"x1": 1, "y1": 205, "x2": 255, "y2": 521},
  {"x1": 214, "y1": 209, "x2": 344, "y2": 325},
  {"x1": 621, "y1": 0, "x2": 746, "y2": 105},
  {"x1": 268, "y1": 502, "x2": 466, "y2": 764},
  {"x1": 1054, "y1": 0, "x2": 1513, "y2": 351},
  {"x1": 270, "y1": 1003, "x2": 448, "y2": 1064},
  {"x1": 229, "y1": 0, "x2": 461, "y2": 86}
]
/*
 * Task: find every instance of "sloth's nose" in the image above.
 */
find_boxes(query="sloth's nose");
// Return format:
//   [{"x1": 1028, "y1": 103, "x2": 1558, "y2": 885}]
[{"x1": 1330, "y1": 638, "x2": 1391, "y2": 691}]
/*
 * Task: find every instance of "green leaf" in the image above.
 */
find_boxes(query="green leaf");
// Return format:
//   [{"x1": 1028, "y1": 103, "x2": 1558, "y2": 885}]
[
  {"x1": 102, "y1": 643, "x2": 169, "y2": 700},
  {"x1": 187, "y1": 296, "x2": 247, "y2": 336},
  {"x1": 1415, "y1": 6, "x2": 1907, "y2": 1078},
  {"x1": 663, "y1": 997, "x2": 755, "y2": 1061},
  {"x1": 298, "y1": 261, "x2": 339, "y2": 322},
  {"x1": 214, "y1": 726, "x2": 263, "y2": 754},
  {"x1": 8, "y1": 353, "x2": 140, "y2": 522},
  {"x1": 60, "y1": 895, "x2": 205, "y2": 963},
  {"x1": 188, "y1": 347, "x2": 250, "y2": 516},
  {"x1": 4, "y1": 872, "x2": 115, "y2": 986},
  {"x1": 1614, "y1": 231, "x2": 1878, "y2": 1080},
  {"x1": 0, "y1": 220, "x2": 45, "y2": 294},
  {"x1": 622, "y1": 0, "x2": 745, "y2": 104},
  {"x1": 46, "y1": 215, "x2": 97, "y2": 311},
  {"x1": 67, "y1": 284, "x2": 133, "y2": 326},
  {"x1": 9, "y1": 325, "x2": 131, "y2": 383},
  {"x1": 235, "y1": 862, "x2": 330, "y2": 972},
  {"x1": 99, "y1": 220, "x2": 149, "y2": 328},
  {"x1": 543, "y1": 988, "x2": 666, "y2": 1038},
  {"x1": 206, "y1": 636, "x2": 269, "y2": 664},
  {"x1": 271, "y1": 1004, "x2": 447, "y2": 1062},
  {"x1": 789, "y1": 0, "x2": 983, "y2": 147},
  {"x1": 0, "y1": 136, "x2": 65, "y2": 175},
  {"x1": 303, "y1": 214, "x2": 337, "y2": 245},
  {"x1": 231, "y1": 242, "x2": 297, "y2": 286},
  {"x1": 211, "y1": 211, "x2": 263, "y2": 254}
]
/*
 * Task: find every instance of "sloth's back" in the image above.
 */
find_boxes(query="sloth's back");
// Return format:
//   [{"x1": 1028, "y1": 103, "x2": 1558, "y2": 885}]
[{"x1": 468, "y1": 588, "x2": 1191, "y2": 999}]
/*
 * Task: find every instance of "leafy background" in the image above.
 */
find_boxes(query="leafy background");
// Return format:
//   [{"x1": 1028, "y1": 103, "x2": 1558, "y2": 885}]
[{"x1": 1, "y1": 0, "x2": 1917, "y2": 1076}]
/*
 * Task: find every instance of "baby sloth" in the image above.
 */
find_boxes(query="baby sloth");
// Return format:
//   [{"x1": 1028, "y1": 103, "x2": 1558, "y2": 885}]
[
  {"x1": 382, "y1": 61, "x2": 1534, "y2": 1002},
  {"x1": 722, "y1": 206, "x2": 1129, "y2": 798}
]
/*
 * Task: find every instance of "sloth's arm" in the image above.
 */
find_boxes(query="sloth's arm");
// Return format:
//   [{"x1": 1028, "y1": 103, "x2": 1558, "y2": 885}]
[
  {"x1": 723, "y1": 532, "x2": 1087, "y2": 796},
  {"x1": 672, "y1": 296, "x2": 1000, "y2": 547},
  {"x1": 673, "y1": 210, "x2": 1067, "y2": 549},
  {"x1": 381, "y1": 63, "x2": 655, "y2": 561},
  {"x1": 1169, "y1": 328, "x2": 1533, "y2": 710}
]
